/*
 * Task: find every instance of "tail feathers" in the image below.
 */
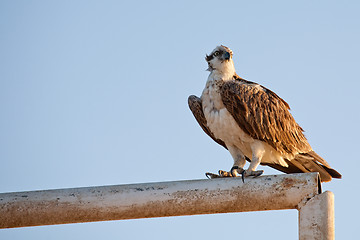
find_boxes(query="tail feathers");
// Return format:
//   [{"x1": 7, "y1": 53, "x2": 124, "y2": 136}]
[
  {"x1": 295, "y1": 151, "x2": 341, "y2": 182},
  {"x1": 263, "y1": 151, "x2": 342, "y2": 182},
  {"x1": 321, "y1": 165, "x2": 342, "y2": 179},
  {"x1": 293, "y1": 153, "x2": 331, "y2": 182}
]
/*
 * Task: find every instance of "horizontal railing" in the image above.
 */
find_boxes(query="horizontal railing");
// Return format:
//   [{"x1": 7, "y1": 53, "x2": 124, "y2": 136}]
[{"x1": 0, "y1": 172, "x2": 333, "y2": 239}]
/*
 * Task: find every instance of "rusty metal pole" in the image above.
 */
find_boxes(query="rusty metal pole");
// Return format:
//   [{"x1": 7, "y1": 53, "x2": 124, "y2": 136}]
[
  {"x1": 298, "y1": 191, "x2": 335, "y2": 240},
  {"x1": 0, "y1": 173, "x2": 320, "y2": 229}
]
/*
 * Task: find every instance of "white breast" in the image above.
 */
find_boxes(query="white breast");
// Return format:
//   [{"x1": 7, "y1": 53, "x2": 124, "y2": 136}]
[{"x1": 201, "y1": 76, "x2": 254, "y2": 157}]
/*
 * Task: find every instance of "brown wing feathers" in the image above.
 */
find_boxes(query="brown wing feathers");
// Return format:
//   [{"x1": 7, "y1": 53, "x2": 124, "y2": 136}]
[{"x1": 220, "y1": 79, "x2": 312, "y2": 156}]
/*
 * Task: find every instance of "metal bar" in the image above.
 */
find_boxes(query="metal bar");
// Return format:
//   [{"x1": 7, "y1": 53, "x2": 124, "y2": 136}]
[
  {"x1": 298, "y1": 191, "x2": 334, "y2": 240},
  {"x1": 0, "y1": 173, "x2": 320, "y2": 229}
]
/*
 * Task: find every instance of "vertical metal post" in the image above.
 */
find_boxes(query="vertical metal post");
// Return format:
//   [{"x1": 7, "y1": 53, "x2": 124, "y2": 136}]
[{"x1": 298, "y1": 191, "x2": 334, "y2": 240}]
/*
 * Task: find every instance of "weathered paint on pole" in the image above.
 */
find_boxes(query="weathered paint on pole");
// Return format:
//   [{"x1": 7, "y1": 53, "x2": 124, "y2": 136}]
[
  {"x1": 299, "y1": 191, "x2": 334, "y2": 240},
  {"x1": 0, "y1": 173, "x2": 319, "y2": 229}
]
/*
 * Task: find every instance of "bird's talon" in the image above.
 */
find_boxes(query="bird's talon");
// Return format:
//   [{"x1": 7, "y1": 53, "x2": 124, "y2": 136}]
[
  {"x1": 241, "y1": 170, "x2": 264, "y2": 182},
  {"x1": 230, "y1": 166, "x2": 244, "y2": 177},
  {"x1": 205, "y1": 172, "x2": 221, "y2": 179},
  {"x1": 252, "y1": 170, "x2": 264, "y2": 177}
]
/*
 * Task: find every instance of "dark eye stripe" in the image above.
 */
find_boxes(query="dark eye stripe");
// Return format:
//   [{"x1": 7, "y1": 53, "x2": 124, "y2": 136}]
[
  {"x1": 205, "y1": 54, "x2": 214, "y2": 62},
  {"x1": 205, "y1": 50, "x2": 224, "y2": 61}
]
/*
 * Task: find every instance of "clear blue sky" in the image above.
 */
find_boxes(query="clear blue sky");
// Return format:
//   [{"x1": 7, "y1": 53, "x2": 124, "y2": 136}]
[{"x1": 1, "y1": 1, "x2": 359, "y2": 239}]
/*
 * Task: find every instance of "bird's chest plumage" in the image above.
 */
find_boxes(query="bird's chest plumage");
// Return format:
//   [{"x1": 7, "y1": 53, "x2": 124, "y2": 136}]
[{"x1": 201, "y1": 76, "x2": 253, "y2": 147}]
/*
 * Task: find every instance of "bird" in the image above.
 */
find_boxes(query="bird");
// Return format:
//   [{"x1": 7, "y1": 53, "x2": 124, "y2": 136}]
[{"x1": 188, "y1": 45, "x2": 342, "y2": 182}]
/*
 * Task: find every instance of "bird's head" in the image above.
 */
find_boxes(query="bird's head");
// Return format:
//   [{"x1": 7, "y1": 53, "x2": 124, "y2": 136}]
[{"x1": 206, "y1": 45, "x2": 235, "y2": 74}]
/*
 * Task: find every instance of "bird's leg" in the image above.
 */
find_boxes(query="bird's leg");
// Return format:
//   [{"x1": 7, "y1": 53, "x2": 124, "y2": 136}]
[
  {"x1": 205, "y1": 147, "x2": 247, "y2": 179},
  {"x1": 241, "y1": 145, "x2": 264, "y2": 182},
  {"x1": 218, "y1": 147, "x2": 246, "y2": 177}
]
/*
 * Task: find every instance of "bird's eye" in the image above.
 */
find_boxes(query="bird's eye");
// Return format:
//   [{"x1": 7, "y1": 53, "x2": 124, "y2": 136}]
[{"x1": 213, "y1": 51, "x2": 220, "y2": 57}]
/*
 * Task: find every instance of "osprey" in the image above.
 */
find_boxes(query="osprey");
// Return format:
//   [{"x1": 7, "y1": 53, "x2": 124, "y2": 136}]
[{"x1": 188, "y1": 45, "x2": 341, "y2": 182}]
